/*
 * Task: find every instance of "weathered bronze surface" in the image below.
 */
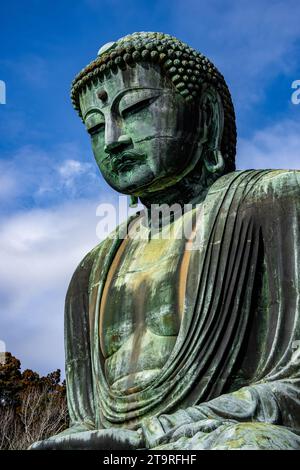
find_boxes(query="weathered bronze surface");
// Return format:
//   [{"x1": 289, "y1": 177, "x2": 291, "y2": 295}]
[{"x1": 31, "y1": 32, "x2": 300, "y2": 450}]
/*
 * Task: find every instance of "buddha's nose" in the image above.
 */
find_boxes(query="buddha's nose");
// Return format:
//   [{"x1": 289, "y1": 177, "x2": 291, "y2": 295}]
[{"x1": 104, "y1": 135, "x2": 133, "y2": 154}]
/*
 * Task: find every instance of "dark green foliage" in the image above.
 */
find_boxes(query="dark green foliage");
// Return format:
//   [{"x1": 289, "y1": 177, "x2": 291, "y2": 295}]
[
  {"x1": 0, "y1": 352, "x2": 68, "y2": 450},
  {"x1": 0, "y1": 353, "x2": 22, "y2": 407}
]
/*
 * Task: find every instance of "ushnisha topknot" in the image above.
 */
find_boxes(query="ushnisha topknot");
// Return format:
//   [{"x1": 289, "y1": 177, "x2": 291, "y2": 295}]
[{"x1": 71, "y1": 32, "x2": 236, "y2": 171}]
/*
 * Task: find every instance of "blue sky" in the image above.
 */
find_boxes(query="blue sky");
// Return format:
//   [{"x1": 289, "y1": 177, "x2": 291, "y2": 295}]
[{"x1": 0, "y1": 0, "x2": 300, "y2": 375}]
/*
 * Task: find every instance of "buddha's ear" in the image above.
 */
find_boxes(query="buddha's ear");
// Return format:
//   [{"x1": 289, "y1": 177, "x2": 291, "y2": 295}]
[{"x1": 199, "y1": 84, "x2": 225, "y2": 174}]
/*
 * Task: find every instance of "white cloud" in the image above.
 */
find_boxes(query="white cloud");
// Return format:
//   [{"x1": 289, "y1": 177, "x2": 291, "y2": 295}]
[
  {"x1": 0, "y1": 143, "x2": 101, "y2": 211},
  {"x1": 237, "y1": 119, "x2": 300, "y2": 169},
  {"x1": 0, "y1": 199, "x2": 101, "y2": 374},
  {"x1": 57, "y1": 159, "x2": 97, "y2": 192},
  {"x1": 58, "y1": 159, "x2": 87, "y2": 178},
  {"x1": 0, "y1": 191, "x2": 136, "y2": 375}
]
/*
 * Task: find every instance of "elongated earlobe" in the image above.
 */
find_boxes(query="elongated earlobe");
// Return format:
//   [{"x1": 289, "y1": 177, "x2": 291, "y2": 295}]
[
  {"x1": 199, "y1": 85, "x2": 225, "y2": 176},
  {"x1": 203, "y1": 148, "x2": 225, "y2": 174}
]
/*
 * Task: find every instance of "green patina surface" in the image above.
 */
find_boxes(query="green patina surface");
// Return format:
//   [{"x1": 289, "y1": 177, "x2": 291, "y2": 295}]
[{"x1": 31, "y1": 32, "x2": 300, "y2": 451}]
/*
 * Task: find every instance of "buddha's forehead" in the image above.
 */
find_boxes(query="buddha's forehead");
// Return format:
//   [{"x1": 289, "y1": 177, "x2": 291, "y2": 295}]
[{"x1": 79, "y1": 62, "x2": 172, "y2": 116}]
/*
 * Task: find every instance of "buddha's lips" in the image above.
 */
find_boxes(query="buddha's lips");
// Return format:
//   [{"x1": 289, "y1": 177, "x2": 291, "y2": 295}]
[{"x1": 111, "y1": 150, "x2": 146, "y2": 171}]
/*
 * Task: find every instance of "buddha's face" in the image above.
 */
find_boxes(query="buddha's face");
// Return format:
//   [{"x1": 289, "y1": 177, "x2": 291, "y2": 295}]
[{"x1": 79, "y1": 63, "x2": 203, "y2": 196}]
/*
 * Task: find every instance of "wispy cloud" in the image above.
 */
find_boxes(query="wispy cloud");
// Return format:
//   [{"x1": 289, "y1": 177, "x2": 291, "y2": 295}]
[
  {"x1": 0, "y1": 192, "x2": 132, "y2": 374},
  {"x1": 238, "y1": 119, "x2": 300, "y2": 169},
  {"x1": 0, "y1": 199, "x2": 100, "y2": 373},
  {"x1": 57, "y1": 159, "x2": 97, "y2": 193},
  {"x1": 0, "y1": 143, "x2": 102, "y2": 212}
]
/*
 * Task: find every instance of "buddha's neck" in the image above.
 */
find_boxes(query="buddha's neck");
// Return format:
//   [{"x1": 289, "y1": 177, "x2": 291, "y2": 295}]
[{"x1": 139, "y1": 163, "x2": 213, "y2": 211}]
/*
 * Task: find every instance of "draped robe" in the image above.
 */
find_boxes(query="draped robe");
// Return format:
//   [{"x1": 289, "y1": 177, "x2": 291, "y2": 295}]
[{"x1": 64, "y1": 170, "x2": 300, "y2": 449}]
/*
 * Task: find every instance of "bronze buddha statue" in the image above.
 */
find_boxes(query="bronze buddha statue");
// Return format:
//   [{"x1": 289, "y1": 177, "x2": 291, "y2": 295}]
[{"x1": 31, "y1": 32, "x2": 300, "y2": 450}]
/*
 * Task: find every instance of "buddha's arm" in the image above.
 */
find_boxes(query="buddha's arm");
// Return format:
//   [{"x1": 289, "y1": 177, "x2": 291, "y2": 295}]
[
  {"x1": 141, "y1": 379, "x2": 300, "y2": 447},
  {"x1": 64, "y1": 249, "x2": 97, "y2": 432},
  {"x1": 141, "y1": 173, "x2": 300, "y2": 448}
]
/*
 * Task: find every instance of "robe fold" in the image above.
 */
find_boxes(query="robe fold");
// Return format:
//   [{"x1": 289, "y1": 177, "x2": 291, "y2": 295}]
[{"x1": 64, "y1": 170, "x2": 300, "y2": 449}]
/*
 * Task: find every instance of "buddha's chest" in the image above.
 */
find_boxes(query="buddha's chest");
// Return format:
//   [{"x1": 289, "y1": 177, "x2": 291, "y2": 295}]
[{"x1": 99, "y1": 214, "x2": 195, "y2": 360}]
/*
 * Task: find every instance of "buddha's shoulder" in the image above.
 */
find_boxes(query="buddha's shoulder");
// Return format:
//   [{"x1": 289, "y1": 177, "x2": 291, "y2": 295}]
[
  {"x1": 67, "y1": 214, "x2": 139, "y2": 290},
  {"x1": 251, "y1": 169, "x2": 300, "y2": 198},
  {"x1": 68, "y1": 236, "x2": 111, "y2": 283},
  {"x1": 217, "y1": 169, "x2": 300, "y2": 203},
  {"x1": 66, "y1": 244, "x2": 103, "y2": 297}
]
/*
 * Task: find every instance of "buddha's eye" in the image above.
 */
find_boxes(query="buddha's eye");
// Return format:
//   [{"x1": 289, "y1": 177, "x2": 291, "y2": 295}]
[
  {"x1": 120, "y1": 96, "x2": 158, "y2": 119},
  {"x1": 84, "y1": 111, "x2": 105, "y2": 137},
  {"x1": 87, "y1": 122, "x2": 105, "y2": 136}
]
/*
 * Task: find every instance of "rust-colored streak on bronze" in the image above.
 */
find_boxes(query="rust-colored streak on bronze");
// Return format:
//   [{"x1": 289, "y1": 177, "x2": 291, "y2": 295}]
[
  {"x1": 99, "y1": 237, "x2": 129, "y2": 356},
  {"x1": 126, "y1": 280, "x2": 148, "y2": 393},
  {"x1": 178, "y1": 214, "x2": 199, "y2": 318}
]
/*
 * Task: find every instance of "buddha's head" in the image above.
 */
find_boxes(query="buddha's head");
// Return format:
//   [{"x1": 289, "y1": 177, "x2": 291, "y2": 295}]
[{"x1": 71, "y1": 32, "x2": 236, "y2": 203}]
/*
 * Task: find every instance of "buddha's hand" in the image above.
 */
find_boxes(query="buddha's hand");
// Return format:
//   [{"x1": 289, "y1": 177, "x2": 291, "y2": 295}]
[
  {"x1": 153, "y1": 421, "x2": 300, "y2": 450},
  {"x1": 29, "y1": 428, "x2": 145, "y2": 450},
  {"x1": 154, "y1": 419, "x2": 237, "y2": 448},
  {"x1": 141, "y1": 387, "x2": 271, "y2": 448},
  {"x1": 141, "y1": 414, "x2": 236, "y2": 449}
]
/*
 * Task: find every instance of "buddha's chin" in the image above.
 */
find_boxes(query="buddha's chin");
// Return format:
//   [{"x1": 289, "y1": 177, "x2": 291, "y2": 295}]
[{"x1": 105, "y1": 167, "x2": 156, "y2": 195}]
